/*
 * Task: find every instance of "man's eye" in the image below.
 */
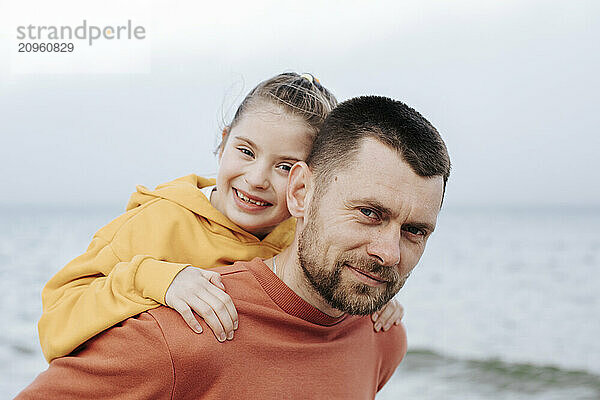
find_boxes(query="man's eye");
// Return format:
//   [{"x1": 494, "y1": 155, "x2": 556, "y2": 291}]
[
  {"x1": 360, "y1": 208, "x2": 377, "y2": 218},
  {"x1": 238, "y1": 148, "x2": 254, "y2": 157},
  {"x1": 404, "y1": 226, "x2": 424, "y2": 236}
]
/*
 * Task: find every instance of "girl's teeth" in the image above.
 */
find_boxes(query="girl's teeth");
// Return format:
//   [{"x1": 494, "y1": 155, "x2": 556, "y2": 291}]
[{"x1": 236, "y1": 190, "x2": 268, "y2": 206}]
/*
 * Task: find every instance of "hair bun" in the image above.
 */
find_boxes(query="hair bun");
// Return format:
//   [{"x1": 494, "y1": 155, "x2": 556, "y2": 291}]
[
  {"x1": 299, "y1": 73, "x2": 314, "y2": 84},
  {"x1": 300, "y1": 73, "x2": 323, "y2": 90}
]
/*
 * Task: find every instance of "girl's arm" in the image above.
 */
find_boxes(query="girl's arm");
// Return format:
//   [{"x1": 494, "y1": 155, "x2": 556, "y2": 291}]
[
  {"x1": 38, "y1": 233, "x2": 188, "y2": 361},
  {"x1": 38, "y1": 202, "x2": 237, "y2": 362}
]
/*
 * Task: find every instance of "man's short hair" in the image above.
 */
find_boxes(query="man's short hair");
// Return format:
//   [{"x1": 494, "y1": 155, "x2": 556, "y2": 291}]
[{"x1": 306, "y1": 95, "x2": 451, "y2": 200}]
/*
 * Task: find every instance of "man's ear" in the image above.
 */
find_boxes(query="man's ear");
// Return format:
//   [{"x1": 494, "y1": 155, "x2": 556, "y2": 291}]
[
  {"x1": 286, "y1": 162, "x2": 312, "y2": 218},
  {"x1": 218, "y1": 127, "x2": 229, "y2": 160}
]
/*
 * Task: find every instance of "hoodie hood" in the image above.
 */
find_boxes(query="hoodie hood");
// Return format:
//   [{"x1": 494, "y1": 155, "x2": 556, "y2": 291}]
[{"x1": 126, "y1": 174, "x2": 295, "y2": 246}]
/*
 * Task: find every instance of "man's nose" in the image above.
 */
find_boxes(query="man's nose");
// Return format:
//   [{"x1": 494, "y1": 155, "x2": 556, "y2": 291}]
[
  {"x1": 244, "y1": 163, "x2": 270, "y2": 190},
  {"x1": 366, "y1": 227, "x2": 401, "y2": 267}
]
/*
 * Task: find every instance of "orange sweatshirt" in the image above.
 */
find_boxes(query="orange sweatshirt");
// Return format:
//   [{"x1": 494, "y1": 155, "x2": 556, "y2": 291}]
[
  {"x1": 20, "y1": 258, "x2": 406, "y2": 399},
  {"x1": 38, "y1": 175, "x2": 295, "y2": 362}
]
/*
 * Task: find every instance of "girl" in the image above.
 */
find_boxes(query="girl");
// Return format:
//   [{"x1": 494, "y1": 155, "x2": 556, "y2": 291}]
[{"x1": 38, "y1": 72, "x2": 404, "y2": 362}]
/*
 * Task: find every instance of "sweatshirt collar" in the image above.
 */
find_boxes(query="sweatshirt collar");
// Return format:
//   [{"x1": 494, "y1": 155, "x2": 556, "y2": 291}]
[{"x1": 246, "y1": 258, "x2": 348, "y2": 326}]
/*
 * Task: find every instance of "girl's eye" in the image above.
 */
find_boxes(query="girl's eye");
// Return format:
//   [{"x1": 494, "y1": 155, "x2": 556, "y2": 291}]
[
  {"x1": 277, "y1": 163, "x2": 293, "y2": 172},
  {"x1": 238, "y1": 147, "x2": 254, "y2": 157}
]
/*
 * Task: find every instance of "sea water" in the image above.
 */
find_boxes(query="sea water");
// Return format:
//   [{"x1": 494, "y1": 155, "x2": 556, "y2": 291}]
[{"x1": 1, "y1": 206, "x2": 599, "y2": 399}]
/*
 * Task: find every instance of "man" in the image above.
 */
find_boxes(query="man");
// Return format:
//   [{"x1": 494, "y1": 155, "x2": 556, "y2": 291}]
[{"x1": 18, "y1": 96, "x2": 450, "y2": 399}]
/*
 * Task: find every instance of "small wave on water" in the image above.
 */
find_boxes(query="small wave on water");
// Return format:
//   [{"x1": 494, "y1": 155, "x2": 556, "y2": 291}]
[{"x1": 378, "y1": 349, "x2": 600, "y2": 400}]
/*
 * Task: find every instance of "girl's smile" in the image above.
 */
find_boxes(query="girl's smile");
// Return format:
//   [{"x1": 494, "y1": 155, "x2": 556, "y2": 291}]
[{"x1": 232, "y1": 187, "x2": 272, "y2": 210}]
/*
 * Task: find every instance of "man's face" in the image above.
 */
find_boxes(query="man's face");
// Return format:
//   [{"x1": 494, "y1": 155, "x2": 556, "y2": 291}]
[{"x1": 298, "y1": 138, "x2": 444, "y2": 315}]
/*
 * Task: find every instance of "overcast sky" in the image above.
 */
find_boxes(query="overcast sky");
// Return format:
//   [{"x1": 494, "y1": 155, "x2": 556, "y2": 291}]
[{"x1": 1, "y1": 0, "x2": 598, "y2": 209}]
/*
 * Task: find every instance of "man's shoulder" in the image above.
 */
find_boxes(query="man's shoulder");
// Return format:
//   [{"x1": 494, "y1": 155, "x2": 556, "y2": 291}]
[
  {"x1": 210, "y1": 261, "x2": 253, "y2": 276},
  {"x1": 380, "y1": 321, "x2": 407, "y2": 349},
  {"x1": 373, "y1": 320, "x2": 408, "y2": 369},
  {"x1": 210, "y1": 257, "x2": 267, "y2": 279},
  {"x1": 353, "y1": 315, "x2": 406, "y2": 348},
  {"x1": 148, "y1": 260, "x2": 267, "y2": 325}
]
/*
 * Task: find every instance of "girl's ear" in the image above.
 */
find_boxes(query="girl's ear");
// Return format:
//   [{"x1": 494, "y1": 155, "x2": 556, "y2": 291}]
[
  {"x1": 218, "y1": 127, "x2": 230, "y2": 159},
  {"x1": 287, "y1": 162, "x2": 312, "y2": 219}
]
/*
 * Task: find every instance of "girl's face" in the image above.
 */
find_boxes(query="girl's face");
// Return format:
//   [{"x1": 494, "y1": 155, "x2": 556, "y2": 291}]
[{"x1": 212, "y1": 104, "x2": 313, "y2": 238}]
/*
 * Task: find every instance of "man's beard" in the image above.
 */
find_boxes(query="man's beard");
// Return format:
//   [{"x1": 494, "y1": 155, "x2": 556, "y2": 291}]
[{"x1": 297, "y1": 203, "x2": 410, "y2": 316}]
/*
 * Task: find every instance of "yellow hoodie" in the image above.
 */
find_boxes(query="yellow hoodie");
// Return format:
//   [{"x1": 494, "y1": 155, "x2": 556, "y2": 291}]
[{"x1": 38, "y1": 175, "x2": 295, "y2": 362}]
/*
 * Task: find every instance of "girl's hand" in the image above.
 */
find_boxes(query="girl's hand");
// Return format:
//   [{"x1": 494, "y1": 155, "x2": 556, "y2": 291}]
[
  {"x1": 165, "y1": 266, "x2": 238, "y2": 342},
  {"x1": 371, "y1": 298, "x2": 404, "y2": 332}
]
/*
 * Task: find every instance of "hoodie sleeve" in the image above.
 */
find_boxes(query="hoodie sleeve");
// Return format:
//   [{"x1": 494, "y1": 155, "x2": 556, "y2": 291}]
[{"x1": 38, "y1": 201, "x2": 190, "y2": 362}]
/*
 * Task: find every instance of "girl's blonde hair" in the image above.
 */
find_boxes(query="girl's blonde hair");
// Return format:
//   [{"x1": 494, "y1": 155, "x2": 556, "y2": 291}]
[{"x1": 219, "y1": 72, "x2": 338, "y2": 149}]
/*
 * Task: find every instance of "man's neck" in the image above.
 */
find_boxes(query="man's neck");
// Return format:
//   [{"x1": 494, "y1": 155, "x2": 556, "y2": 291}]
[{"x1": 272, "y1": 246, "x2": 344, "y2": 318}]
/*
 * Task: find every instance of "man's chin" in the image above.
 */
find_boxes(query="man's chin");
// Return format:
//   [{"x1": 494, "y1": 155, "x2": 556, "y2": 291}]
[{"x1": 326, "y1": 283, "x2": 393, "y2": 316}]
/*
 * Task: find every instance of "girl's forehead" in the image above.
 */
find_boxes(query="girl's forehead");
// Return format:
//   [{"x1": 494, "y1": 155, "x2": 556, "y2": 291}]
[
  {"x1": 230, "y1": 108, "x2": 315, "y2": 153},
  {"x1": 238, "y1": 101, "x2": 307, "y2": 126}
]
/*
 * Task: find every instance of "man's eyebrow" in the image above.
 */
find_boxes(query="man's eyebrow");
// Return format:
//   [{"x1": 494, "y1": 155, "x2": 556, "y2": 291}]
[
  {"x1": 360, "y1": 199, "x2": 395, "y2": 217},
  {"x1": 359, "y1": 199, "x2": 436, "y2": 233}
]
